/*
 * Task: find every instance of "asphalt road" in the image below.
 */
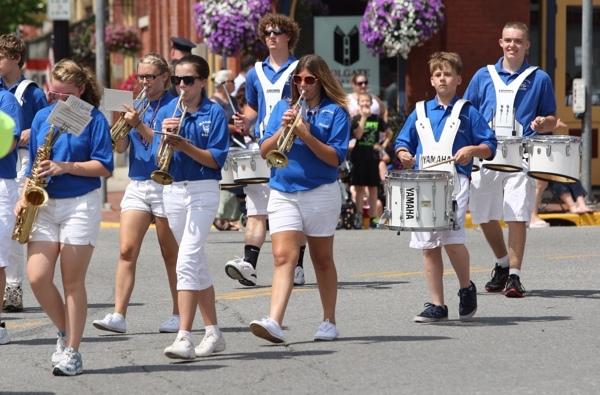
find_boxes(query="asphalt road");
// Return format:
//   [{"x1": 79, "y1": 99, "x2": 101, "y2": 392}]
[{"x1": 2, "y1": 225, "x2": 600, "y2": 394}]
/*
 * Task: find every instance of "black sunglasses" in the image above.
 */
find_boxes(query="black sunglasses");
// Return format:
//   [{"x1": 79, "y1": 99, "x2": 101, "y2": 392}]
[
  {"x1": 170, "y1": 75, "x2": 201, "y2": 86},
  {"x1": 355, "y1": 80, "x2": 368, "y2": 86},
  {"x1": 264, "y1": 29, "x2": 286, "y2": 36}
]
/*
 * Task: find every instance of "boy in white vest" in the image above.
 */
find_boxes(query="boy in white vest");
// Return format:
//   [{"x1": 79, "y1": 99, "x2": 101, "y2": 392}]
[
  {"x1": 395, "y1": 52, "x2": 496, "y2": 322},
  {"x1": 464, "y1": 22, "x2": 557, "y2": 298}
]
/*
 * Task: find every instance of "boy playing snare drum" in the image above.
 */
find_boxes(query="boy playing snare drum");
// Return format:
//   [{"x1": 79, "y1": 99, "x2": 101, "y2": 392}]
[{"x1": 394, "y1": 52, "x2": 496, "y2": 322}]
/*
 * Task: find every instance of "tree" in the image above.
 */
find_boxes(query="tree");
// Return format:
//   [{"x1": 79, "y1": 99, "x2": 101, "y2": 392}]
[{"x1": 0, "y1": 0, "x2": 46, "y2": 35}]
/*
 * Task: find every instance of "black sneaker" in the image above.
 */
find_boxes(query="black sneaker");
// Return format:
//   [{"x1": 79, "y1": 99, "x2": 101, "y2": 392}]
[
  {"x1": 485, "y1": 264, "x2": 509, "y2": 292},
  {"x1": 505, "y1": 274, "x2": 526, "y2": 298},
  {"x1": 413, "y1": 303, "x2": 448, "y2": 323},
  {"x1": 458, "y1": 281, "x2": 477, "y2": 320}
]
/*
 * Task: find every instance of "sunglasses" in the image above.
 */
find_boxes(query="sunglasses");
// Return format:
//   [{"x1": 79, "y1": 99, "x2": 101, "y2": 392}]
[
  {"x1": 264, "y1": 29, "x2": 286, "y2": 36},
  {"x1": 136, "y1": 74, "x2": 160, "y2": 81},
  {"x1": 292, "y1": 75, "x2": 318, "y2": 85},
  {"x1": 170, "y1": 75, "x2": 201, "y2": 86},
  {"x1": 355, "y1": 80, "x2": 368, "y2": 86}
]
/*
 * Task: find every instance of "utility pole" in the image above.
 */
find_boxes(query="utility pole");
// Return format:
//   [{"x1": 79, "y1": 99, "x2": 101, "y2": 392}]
[
  {"x1": 582, "y1": 0, "x2": 593, "y2": 201},
  {"x1": 96, "y1": 0, "x2": 110, "y2": 209}
]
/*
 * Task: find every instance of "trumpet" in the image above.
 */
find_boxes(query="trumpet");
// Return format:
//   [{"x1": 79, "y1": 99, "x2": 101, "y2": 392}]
[
  {"x1": 110, "y1": 86, "x2": 150, "y2": 149},
  {"x1": 265, "y1": 91, "x2": 305, "y2": 168},
  {"x1": 151, "y1": 91, "x2": 187, "y2": 185}
]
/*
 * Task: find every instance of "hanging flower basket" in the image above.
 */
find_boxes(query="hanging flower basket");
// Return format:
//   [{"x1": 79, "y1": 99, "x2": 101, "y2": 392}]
[
  {"x1": 193, "y1": 0, "x2": 271, "y2": 56},
  {"x1": 359, "y1": 0, "x2": 445, "y2": 59},
  {"x1": 105, "y1": 25, "x2": 142, "y2": 56}
]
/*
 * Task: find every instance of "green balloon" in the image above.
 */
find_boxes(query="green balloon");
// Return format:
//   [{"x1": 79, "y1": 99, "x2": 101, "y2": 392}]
[{"x1": 0, "y1": 111, "x2": 16, "y2": 159}]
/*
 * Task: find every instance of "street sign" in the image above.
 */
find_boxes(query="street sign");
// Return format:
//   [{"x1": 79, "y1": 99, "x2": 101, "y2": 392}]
[
  {"x1": 572, "y1": 78, "x2": 585, "y2": 115},
  {"x1": 47, "y1": 0, "x2": 71, "y2": 21}
]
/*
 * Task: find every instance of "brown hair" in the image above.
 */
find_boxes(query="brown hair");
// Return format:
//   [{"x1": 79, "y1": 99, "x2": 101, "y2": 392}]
[
  {"x1": 257, "y1": 13, "x2": 300, "y2": 52},
  {"x1": 503, "y1": 21, "x2": 529, "y2": 40},
  {"x1": 0, "y1": 33, "x2": 26, "y2": 68},
  {"x1": 290, "y1": 54, "x2": 347, "y2": 110},
  {"x1": 428, "y1": 51, "x2": 463, "y2": 75},
  {"x1": 52, "y1": 59, "x2": 101, "y2": 107}
]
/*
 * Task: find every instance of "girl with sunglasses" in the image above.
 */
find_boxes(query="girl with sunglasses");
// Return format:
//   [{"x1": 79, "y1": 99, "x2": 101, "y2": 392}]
[
  {"x1": 250, "y1": 54, "x2": 350, "y2": 343},
  {"x1": 92, "y1": 53, "x2": 180, "y2": 336},
  {"x1": 347, "y1": 72, "x2": 387, "y2": 120},
  {"x1": 156, "y1": 55, "x2": 230, "y2": 360},
  {"x1": 16, "y1": 59, "x2": 113, "y2": 375}
]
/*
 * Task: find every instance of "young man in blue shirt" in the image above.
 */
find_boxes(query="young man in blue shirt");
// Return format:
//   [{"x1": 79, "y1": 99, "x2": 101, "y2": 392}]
[
  {"x1": 395, "y1": 52, "x2": 496, "y2": 322},
  {"x1": 464, "y1": 22, "x2": 557, "y2": 298}
]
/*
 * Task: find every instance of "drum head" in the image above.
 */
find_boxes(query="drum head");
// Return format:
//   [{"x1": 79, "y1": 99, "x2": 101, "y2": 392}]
[
  {"x1": 387, "y1": 169, "x2": 451, "y2": 180},
  {"x1": 527, "y1": 171, "x2": 578, "y2": 184},
  {"x1": 482, "y1": 163, "x2": 522, "y2": 173}
]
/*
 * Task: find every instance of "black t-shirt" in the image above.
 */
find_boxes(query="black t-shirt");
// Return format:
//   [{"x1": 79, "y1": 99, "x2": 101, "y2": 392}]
[{"x1": 351, "y1": 114, "x2": 387, "y2": 148}]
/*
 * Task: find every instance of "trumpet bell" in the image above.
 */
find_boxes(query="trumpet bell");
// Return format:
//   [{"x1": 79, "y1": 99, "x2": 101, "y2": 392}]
[
  {"x1": 151, "y1": 170, "x2": 173, "y2": 185},
  {"x1": 24, "y1": 186, "x2": 48, "y2": 207},
  {"x1": 266, "y1": 150, "x2": 288, "y2": 168}
]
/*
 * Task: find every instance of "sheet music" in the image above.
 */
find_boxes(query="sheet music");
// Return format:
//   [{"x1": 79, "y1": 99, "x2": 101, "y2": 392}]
[
  {"x1": 66, "y1": 95, "x2": 94, "y2": 115},
  {"x1": 47, "y1": 101, "x2": 92, "y2": 136},
  {"x1": 100, "y1": 88, "x2": 133, "y2": 112}
]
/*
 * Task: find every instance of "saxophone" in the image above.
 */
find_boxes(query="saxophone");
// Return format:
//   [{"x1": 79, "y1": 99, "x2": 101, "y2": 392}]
[{"x1": 12, "y1": 125, "x2": 59, "y2": 244}]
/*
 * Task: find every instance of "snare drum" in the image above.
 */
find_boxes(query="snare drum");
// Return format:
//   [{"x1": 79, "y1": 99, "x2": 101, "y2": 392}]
[
  {"x1": 220, "y1": 148, "x2": 245, "y2": 190},
  {"x1": 527, "y1": 135, "x2": 581, "y2": 183},
  {"x1": 482, "y1": 136, "x2": 523, "y2": 172},
  {"x1": 231, "y1": 147, "x2": 270, "y2": 184},
  {"x1": 382, "y1": 170, "x2": 456, "y2": 231}
]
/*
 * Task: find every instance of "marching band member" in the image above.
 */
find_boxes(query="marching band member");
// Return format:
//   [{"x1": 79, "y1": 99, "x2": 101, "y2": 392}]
[
  {"x1": 158, "y1": 55, "x2": 230, "y2": 359},
  {"x1": 0, "y1": 94, "x2": 23, "y2": 345},
  {"x1": 16, "y1": 59, "x2": 113, "y2": 375},
  {"x1": 92, "y1": 53, "x2": 180, "y2": 335},
  {"x1": 249, "y1": 54, "x2": 350, "y2": 343},
  {"x1": 395, "y1": 52, "x2": 496, "y2": 322},
  {"x1": 227, "y1": 13, "x2": 307, "y2": 287},
  {"x1": 465, "y1": 22, "x2": 556, "y2": 297}
]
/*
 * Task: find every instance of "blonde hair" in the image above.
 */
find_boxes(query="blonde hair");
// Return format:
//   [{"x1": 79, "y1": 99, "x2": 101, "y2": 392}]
[
  {"x1": 138, "y1": 52, "x2": 170, "y2": 89},
  {"x1": 52, "y1": 59, "x2": 101, "y2": 107},
  {"x1": 503, "y1": 21, "x2": 529, "y2": 40},
  {"x1": 428, "y1": 51, "x2": 463, "y2": 75},
  {"x1": 291, "y1": 54, "x2": 347, "y2": 110}
]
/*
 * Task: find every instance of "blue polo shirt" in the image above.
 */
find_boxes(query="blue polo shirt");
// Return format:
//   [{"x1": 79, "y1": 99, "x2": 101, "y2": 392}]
[
  {"x1": 128, "y1": 90, "x2": 175, "y2": 180},
  {"x1": 154, "y1": 96, "x2": 229, "y2": 182},
  {"x1": 27, "y1": 104, "x2": 114, "y2": 198},
  {"x1": 463, "y1": 58, "x2": 556, "y2": 137},
  {"x1": 395, "y1": 97, "x2": 497, "y2": 178},
  {"x1": 0, "y1": 76, "x2": 48, "y2": 131},
  {"x1": 260, "y1": 97, "x2": 350, "y2": 192},
  {"x1": 0, "y1": 90, "x2": 23, "y2": 179},
  {"x1": 245, "y1": 55, "x2": 297, "y2": 137}
]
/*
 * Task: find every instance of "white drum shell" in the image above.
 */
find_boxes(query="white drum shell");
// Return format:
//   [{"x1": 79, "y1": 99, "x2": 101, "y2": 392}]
[
  {"x1": 527, "y1": 136, "x2": 581, "y2": 183},
  {"x1": 220, "y1": 148, "x2": 245, "y2": 189},
  {"x1": 231, "y1": 148, "x2": 270, "y2": 184},
  {"x1": 482, "y1": 136, "x2": 523, "y2": 172},
  {"x1": 384, "y1": 170, "x2": 455, "y2": 231}
]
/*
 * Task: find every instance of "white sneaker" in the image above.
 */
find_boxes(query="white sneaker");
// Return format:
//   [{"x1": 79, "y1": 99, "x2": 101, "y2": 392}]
[
  {"x1": 0, "y1": 322, "x2": 10, "y2": 345},
  {"x1": 51, "y1": 333, "x2": 67, "y2": 366},
  {"x1": 225, "y1": 257, "x2": 257, "y2": 286},
  {"x1": 314, "y1": 319, "x2": 339, "y2": 341},
  {"x1": 158, "y1": 315, "x2": 180, "y2": 333},
  {"x1": 92, "y1": 313, "x2": 126, "y2": 333},
  {"x1": 249, "y1": 317, "x2": 285, "y2": 344},
  {"x1": 52, "y1": 347, "x2": 83, "y2": 376},
  {"x1": 194, "y1": 331, "x2": 226, "y2": 357},
  {"x1": 164, "y1": 335, "x2": 196, "y2": 360},
  {"x1": 293, "y1": 266, "x2": 305, "y2": 286}
]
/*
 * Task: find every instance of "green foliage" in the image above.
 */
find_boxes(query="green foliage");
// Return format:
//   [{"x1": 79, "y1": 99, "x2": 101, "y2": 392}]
[{"x1": 0, "y1": 0, "x2": 46, "y2": 34}]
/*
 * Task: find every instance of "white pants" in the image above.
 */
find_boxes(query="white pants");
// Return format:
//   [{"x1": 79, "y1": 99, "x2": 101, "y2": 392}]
[
  {"x1": 163, "y1": 180, "x2": 219, "y2": 291},
  {"x1": 0, "y1": 179, "x2": 18, "y2": 268},
  {"x1": 410, "y1": 174, "x2": 470, "y2": 249},
  {"x1": 244, "y1": 183, "x2": 270, "y2": 216},
  {"x1": 120, "y1": 180, "x2": 167, "y2": 217},
  {"x1": 6, "y1": 150, "x2": 28, "y2": 285}
]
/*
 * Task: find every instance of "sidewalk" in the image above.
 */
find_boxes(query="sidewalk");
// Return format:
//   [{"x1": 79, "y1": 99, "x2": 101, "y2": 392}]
[{"x1": 102, "y1": 166, "x2": 128, "y2": 223}]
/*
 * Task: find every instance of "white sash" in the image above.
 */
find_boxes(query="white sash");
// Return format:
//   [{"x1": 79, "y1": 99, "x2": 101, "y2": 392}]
[{"x1": 14, "y1": 79, "x2": 36, "y2": 106}]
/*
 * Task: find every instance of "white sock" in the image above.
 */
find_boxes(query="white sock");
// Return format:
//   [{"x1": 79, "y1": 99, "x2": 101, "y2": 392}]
[
  {"x1": 205, "y1": 325, "x2": 220, "y2": 336},
  {"x1": 177, "y1": 330, "x2": 191, "y2": 339},
  {"x1": 509, "y1": 268, "x2": 521, "y2": 277},
  {"x1": 496, "y1": 255, "x2": 509, "y2": 268}
]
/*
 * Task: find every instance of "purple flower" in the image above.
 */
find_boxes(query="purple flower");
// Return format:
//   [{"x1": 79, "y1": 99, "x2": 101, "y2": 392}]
[{"x1": 105, "y1": 25, "x2": 142, "y2": 55}]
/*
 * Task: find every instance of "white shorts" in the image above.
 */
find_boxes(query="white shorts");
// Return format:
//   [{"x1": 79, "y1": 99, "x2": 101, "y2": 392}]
[
  {"x1": 268, "y1": 182, "x2": 341, "y2": 237},
  {"x1": 120, "y1": 180, "x2": 166, "y2": 217},
  {"x1": 0, "y1": 178, "x2": 18, "y2": 268},
  {"x1": 244, "y1": 183, "x2": 270, "y2": 216},
  {"x1": 163, "y1": 180, "x2": 220, "y2": 291},
  {"x1": 469, "y1": 160, "x2": 535, "y2": 224},
  {"x1": 410, "y1": 174, "x2": 470, "y2": 249},
  {"x1": 30, "y1": 189, "x2": 102, "y2": 246}
]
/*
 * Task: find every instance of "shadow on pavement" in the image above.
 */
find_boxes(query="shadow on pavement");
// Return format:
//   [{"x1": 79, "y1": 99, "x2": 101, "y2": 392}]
[
  {"x1": 11, "y1": 336, "x2": 131, "y2": 346},
  {"x1": 297, "y1": 280, "x2": 409, "y2": 291},
  {"x1": 286, "y1": 335, "x2": 452, "y2": 346},
  {"x1": 524, "y1": 289, "x2": 600, "y2": 299},
  {"x1": 85, "y1": 363, "x2": 226, "y2": 375},
  {"x1": 429, "y1": 315, "x2": 571, "y2": 327}
]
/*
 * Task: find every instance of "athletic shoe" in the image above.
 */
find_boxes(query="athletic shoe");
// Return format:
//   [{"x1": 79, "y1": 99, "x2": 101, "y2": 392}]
[
  {"x1": 92, "y1": 313, "x2": 126, "y2": 333},
  {"x1": 485, "y1": 264, "x2": 509, "y2": 292},
  {"x1": 458, "y1": 281, "x2": 478, "y2": 320},
  {"x1": 51, "y1": 333, "x2": 67, "y2": 367},
  {"x1": 413, "y1": 303, "x2": 449, "y2": 323},
  {"x1": 164, "y1": 334, "x2": 196, "y2": 360},
  {"x1": 194, "y1": 331, "x2": 226, "y2": 357},
  {"x1": 249, "y1": 317, "x2": 285, "y2": 344},
  {"x1": 158, "y1": 315, "x2": 180, "y2": 333},
  {"x1": 3, "y1": 285, "x2": 23, "y2": 312},
  {"x1": 314, "y1": 320, "x2": 339, "y2": 341},
  {"x1": 293, "y1": 266, "x2": 305, "y2": 286},
  {"x1": 52, "y1": 347, "x2": 83, "y2": 376},
  {"x1": 224, "y1": 257, "x2": 257, "y2": 286},
  {"x1": 505, "y1": 274, "x2": 526, "y2": 298},
  {"x1": 0, "y1": 322, "x2": 10, "y2": 345}
]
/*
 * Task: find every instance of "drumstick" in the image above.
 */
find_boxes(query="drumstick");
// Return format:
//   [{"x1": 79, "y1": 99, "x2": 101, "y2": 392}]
[{"x1": 422, "y1": 157, "x2": 455, "y2": 170}]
